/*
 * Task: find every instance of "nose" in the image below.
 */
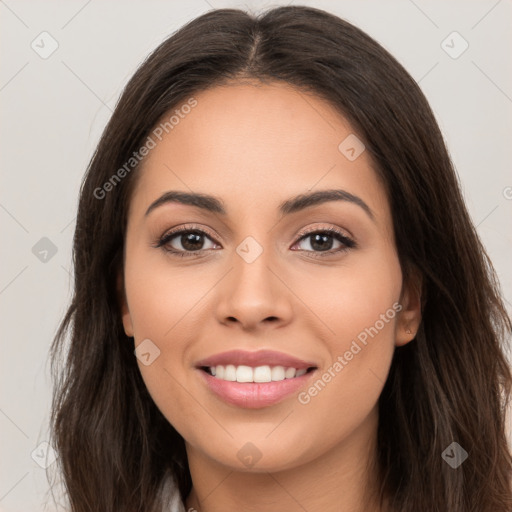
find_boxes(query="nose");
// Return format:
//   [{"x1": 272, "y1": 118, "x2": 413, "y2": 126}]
[{"x1": 213, "y1": 246, "x2": 294, "y2": 331}]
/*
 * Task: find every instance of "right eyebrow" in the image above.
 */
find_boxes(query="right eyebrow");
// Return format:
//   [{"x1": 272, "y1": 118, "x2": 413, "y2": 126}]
[{"x1": 145, "y1": 191, "x2": 225, "y2": 217}]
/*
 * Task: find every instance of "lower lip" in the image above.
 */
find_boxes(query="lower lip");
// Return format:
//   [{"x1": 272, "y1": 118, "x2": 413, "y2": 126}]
[{"x1": 197, "y1": 369, "x2": 316, "y2": 409}]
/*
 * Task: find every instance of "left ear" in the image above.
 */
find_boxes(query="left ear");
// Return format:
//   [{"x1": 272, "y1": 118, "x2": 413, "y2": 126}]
[
  {"x1": 117, "y1": 270, "x2": 134, "y2": 338},
  {"x1": 395, "y1": 266, "x2": 423, "y2": 347}
]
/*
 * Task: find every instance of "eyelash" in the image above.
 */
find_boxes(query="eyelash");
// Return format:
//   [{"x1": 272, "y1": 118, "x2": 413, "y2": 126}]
[{"x1": 154, "y1": 224, "x2": 356, "y2": 259}]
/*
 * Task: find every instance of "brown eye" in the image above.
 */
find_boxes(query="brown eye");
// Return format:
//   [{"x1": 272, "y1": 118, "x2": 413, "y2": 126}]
[
  {"x1": 292, "y1": 228, "x2": 356, "y2": 257},
  {"x1": 157, "y1": 228, "x2": 219, "y2": 256}
]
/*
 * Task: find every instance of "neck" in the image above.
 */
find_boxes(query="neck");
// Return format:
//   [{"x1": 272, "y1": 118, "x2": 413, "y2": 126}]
[{"x1": 184, "y1": 407, "x2": 385, "y2": 512}]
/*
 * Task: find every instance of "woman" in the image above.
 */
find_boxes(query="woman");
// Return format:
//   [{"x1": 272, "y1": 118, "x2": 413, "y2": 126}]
[{"x1": 49, "y1": 5, "x2": 512, "y2": 511}]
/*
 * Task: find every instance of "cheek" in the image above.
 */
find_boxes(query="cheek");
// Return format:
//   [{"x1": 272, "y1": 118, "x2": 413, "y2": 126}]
[
  {"x1": 124, "y1": 243, "x2": 212, "y2": 339},
  {"x1": 294, "y1": 245, "x2": 402, "y2": 343},
  {"x1": 292, "y1": 250, "x2": 401, "y2": 425},
  {"x1": 123, "y1": 246, "x2": 219, "y2": 439}
]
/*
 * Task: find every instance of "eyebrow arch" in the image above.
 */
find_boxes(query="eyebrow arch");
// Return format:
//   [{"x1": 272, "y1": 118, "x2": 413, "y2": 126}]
[{"x1": 145, "y1": 189, "x2": 375, "y2": 221}]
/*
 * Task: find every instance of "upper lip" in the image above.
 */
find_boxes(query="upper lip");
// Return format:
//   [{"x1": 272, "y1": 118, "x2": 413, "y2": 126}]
[{"x1": 195, "y1": 350, "x2": 317, "y2": 370}]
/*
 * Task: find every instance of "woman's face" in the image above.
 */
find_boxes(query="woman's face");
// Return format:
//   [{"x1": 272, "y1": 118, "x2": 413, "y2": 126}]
[{"x1": 121, "y1": 81, "x2": 419, "y2": 472}]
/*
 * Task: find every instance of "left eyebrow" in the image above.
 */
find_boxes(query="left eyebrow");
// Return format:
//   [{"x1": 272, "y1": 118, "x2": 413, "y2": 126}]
[
  {"x1": 144, "y1": 188, "x2": 375, "y2": 221},
  {"x1": 278, "y1": 189, "x2": 375, "y2": 221}
]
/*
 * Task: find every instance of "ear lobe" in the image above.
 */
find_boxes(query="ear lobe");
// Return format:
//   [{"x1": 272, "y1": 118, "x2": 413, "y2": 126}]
[
  {"x1": 395, "y1": 267, "x2": 423, "y2": 347},
  {"x1": 117, "y1": 272, "x2": 134, "y2": 337}
]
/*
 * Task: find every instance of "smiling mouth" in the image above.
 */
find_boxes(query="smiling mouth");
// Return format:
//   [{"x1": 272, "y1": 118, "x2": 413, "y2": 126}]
[{"x1": 200, "y1": 364, "x2": 317, "y2": 383}]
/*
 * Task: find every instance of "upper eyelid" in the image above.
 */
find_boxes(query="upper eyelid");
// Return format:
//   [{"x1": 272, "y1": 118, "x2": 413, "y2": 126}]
[
  {"x1": 160, "y1": 224, "x2": 218, "y2": 243},
  {"x1": 295, "y1": 225, "x2": 352, "y2": 240}
]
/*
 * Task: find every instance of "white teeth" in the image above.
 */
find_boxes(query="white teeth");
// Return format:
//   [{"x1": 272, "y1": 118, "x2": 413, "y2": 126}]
[
  {"x1": 271, "y1": 366, "x2": 286, "y2": 381},
  {"x1": 236, "y1": 365, "x2": 253, "y2": 383},
  {"x1": 285, "y1": 367, "x2": 296, "y2": 379},
  {"x1": 224, "y1": 364, "x2": 237, "y2": 381},
  {"x1": 208, "y1": 364, "x2": 311, "y2": 382},
  {"x1": 253, "y1": 366, "x2": 272, "y2": 383}
]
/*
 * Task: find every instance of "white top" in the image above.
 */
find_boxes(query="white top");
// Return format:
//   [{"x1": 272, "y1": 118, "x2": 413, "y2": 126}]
[{"x1": 160, "y1": 476, "x2": 187, "y2": 512}]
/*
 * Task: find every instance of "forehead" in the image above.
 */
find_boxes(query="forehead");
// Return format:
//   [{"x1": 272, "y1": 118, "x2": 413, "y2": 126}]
[{"x1": 129, "y1": 81, "x2": 389, "y2": 223}]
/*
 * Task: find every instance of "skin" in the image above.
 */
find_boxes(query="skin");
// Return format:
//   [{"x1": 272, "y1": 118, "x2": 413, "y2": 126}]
[{"x1": 120, "y1": 81, "x2": 422, "y2": 512}]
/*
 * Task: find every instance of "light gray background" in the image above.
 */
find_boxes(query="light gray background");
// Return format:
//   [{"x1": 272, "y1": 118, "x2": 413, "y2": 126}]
[{"x1": 1, "y1": 0, "x2": 511, "y2": 510}]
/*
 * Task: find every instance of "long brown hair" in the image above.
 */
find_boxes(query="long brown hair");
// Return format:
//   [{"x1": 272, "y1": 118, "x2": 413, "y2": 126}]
[{"x1": 49, "y1": 6, "x2": 512, "y2": 511}]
